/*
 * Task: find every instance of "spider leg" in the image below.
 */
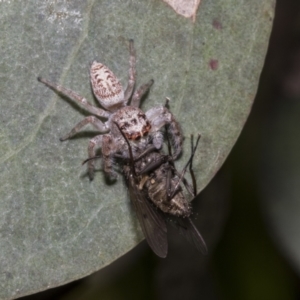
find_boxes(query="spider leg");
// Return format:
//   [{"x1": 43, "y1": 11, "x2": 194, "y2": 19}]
[
  {"x1": 124, "y1": 39, "x2": 136, "y2": 104},
  {"x1": 102, "y1": 134, "x2": 117, "y2": 180},
  {"x1": 151, "y1": 131, "x2": 164, "y2": 151},
  {"x1": 60, "y1": 116, "x2": 108, "y2": 141},
  {"x1": 38, "y1": 77, "x2": 110, "y2": 119},
  {"x1": 146, "y1": 106, "x2": 183, "y2": 159},
  {"x1": 131, "y1": 79, "x2": 154, "y2": 107},
  {"x1": 87, "y1": 134, "x2": 103, "y2": 180}
]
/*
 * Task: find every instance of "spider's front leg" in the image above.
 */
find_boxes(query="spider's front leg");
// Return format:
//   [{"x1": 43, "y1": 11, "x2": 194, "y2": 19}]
[
  {"x1": 146, "y1": 106, "x2": 183, "y2": 159},
  {"x1": 87, "y1": 134, "x2": 103, "y2": 180},
  {"x1": 86, "y1": 133, "x2": 118, "y2": 181},
  {"x1": 57, "y1": 116, "x2": 109, "y2": 180},
  {"x1": 101, "y1": 134, "x2": 118, "y2": 181}
]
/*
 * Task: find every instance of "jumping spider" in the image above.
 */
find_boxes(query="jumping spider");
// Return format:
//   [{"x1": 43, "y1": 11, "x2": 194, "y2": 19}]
[{"x1": 38, "y1": 40, "x2": 182, "y2": 180}]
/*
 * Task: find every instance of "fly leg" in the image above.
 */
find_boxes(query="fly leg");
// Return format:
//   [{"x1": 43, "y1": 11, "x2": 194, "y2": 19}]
[{"x1": 168, "y1": 134, "x2": 201, "y2": 199}]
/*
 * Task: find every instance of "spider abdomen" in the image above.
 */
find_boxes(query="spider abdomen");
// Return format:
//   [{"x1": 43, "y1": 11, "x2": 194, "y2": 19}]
[{"x1": 90, "y1": 62, "x2": 124, "y2": 110}]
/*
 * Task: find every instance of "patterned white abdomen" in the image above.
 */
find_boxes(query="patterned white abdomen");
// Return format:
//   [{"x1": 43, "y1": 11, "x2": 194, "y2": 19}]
[{"x1": 90, "y1": 62, "x2": 124, "y2": 111}]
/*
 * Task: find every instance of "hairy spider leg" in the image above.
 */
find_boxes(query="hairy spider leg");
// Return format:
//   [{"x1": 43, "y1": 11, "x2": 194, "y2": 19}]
[
  {"x1": 37, "y1": 77, "x2": 110, "y2": 119},
  {"x1": 131, "y1": 79, "x2": 154, "y2": 107},
  {"x1": 124, "y1": 39, "x2": 136, "y2": 103}
]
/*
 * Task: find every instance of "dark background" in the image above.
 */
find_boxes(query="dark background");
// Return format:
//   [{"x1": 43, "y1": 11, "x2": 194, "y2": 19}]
[{"x1": 20, "y1": 1, "x2": 300, "y2": 299}]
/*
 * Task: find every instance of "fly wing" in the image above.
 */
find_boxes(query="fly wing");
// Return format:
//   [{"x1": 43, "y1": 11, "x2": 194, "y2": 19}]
[
  {"x1": 170, "y1": 216, "x2": 207, "y2": 255},
  {"x1": 127, "y1": 175, "x2": 168, "y2": 258}
]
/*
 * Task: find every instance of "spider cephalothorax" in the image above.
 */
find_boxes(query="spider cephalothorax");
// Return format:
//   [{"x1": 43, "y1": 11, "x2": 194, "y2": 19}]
[
  {"x1": 110, "y1": 106, "x2": 151, "y2": 140},
  {"x1": 38, "y1": 40, "x2": 183, "y2": 180}
]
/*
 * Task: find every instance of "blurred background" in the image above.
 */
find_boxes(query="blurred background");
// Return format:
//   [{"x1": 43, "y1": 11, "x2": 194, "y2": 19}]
[{"x1": 19, "y1": 0, "x2": 300, "y2": 299}]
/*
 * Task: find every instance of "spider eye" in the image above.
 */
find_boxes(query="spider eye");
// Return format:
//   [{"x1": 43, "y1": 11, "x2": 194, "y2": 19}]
[
  {"x1": 138, "y1": 113, "x2": 146, "y2": 120},
  {"x1": 119, "y1": 122, "x2": 129, "y2": 131}
]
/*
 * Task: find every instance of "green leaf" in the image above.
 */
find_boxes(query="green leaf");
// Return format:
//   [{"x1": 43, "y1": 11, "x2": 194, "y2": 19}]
[{"x1": 0, "y1": 0, "x2": 274, "y2": 298}]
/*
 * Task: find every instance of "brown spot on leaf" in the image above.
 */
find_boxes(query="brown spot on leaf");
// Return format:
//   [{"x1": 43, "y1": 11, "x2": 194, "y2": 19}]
[
  {"x1": 212, "y1": 19, "x2": 222, "y2": 30},
  {"x1": 209, "y1": 59, "x2": 219, "y2": 70}
]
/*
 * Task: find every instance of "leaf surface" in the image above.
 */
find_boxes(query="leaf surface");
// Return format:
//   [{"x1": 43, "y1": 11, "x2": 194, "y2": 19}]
[{"x1": 0, "y1": 0, "x2": 274, "y2": 298}]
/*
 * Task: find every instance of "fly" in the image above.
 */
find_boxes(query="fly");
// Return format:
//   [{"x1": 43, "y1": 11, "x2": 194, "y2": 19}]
[{"x1": 116, "y1": 122, "x2": 208, "y2": 257}]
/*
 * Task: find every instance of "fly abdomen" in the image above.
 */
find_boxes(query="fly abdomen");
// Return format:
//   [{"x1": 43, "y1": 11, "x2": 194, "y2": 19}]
[{"x1": 146, "y1": 170, "x2": 191, "y2": 217}]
